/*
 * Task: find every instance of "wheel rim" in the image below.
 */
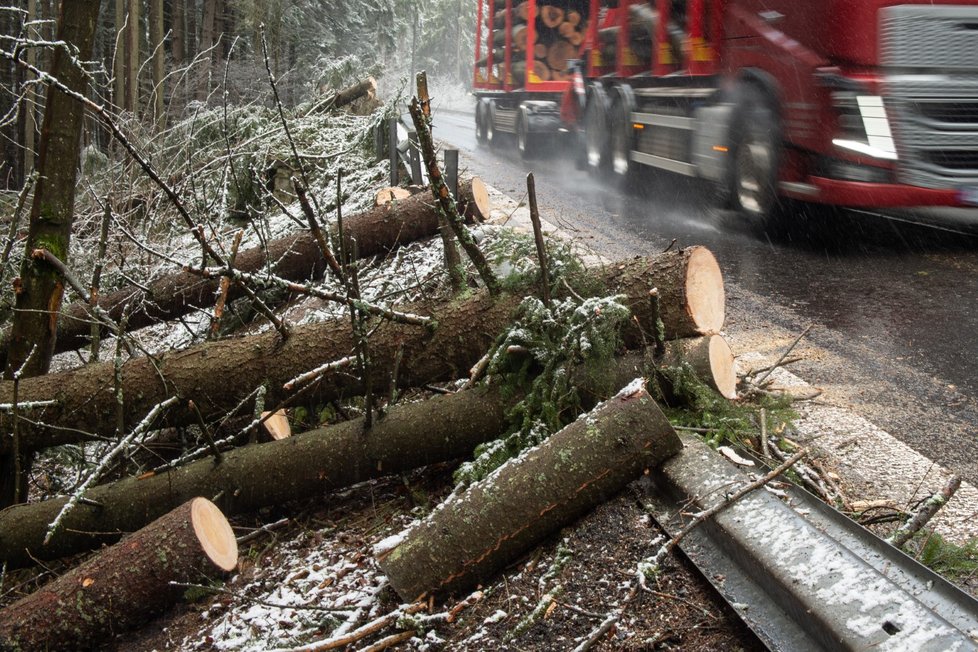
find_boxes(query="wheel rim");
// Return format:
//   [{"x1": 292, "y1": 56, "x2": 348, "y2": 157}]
[
  {"x1": 736, "y1": 134, "x2": 772, "y2": 216},
  {"x1": 518, "y1": 118, "x2": 527, "y2": 153},
  {"x1": 611, "y1": 104, "x2": 630, "y2": 176},
  {"x1": 585, "y1": 102, "x2": 604, "y2": 168},
  {"x1": 487, "y1": 111, "x2": 494, "y2": 142}
]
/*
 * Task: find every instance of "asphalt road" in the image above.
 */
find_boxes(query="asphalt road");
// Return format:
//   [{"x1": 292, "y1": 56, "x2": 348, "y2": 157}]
[{"x1": 433, "y1": 109, "x2": 978, "y2": 486}]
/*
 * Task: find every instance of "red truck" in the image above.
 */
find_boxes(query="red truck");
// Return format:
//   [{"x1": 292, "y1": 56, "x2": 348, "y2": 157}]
[{"x1": 473, "y1": 1, "x2": 978, "y2": 223}]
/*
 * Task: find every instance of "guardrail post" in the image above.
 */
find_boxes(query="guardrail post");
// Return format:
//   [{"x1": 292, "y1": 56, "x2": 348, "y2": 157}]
[
  {"x1": 408, "y1": 129, "x2": 423, "y2": 184},
  {"x1": 444, "y1": 149, "x2": 459, "y2": 199},
  {"x1": 388, "y1": 117, "x2": 399, "y2": 186}
]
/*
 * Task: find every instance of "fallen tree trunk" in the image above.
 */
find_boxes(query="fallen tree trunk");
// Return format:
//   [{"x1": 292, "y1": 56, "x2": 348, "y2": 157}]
[
  {"x1": 0, "y1": 498, "x2": 237, "y2": 650},
  {"x1": 0, "y1": 247, "x2": 723, "y2": 452},
  {"x1": 0, "y1": 343, "x2": 728, "y2": 568},
  {"x1": 378, "y1": 380, "x2": 681, "y2": 601},
  {"x1": 0, "y1": 178, "x2": 490, "y2": 365},
  {"x1": 0, "y1": 385, "x2": 509, "y2": 568},
  {"x1": 306, "y1": 76, "x2": 377, "y2": 115}
]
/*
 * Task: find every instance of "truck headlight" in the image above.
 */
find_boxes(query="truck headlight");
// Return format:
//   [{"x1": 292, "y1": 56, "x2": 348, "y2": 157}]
[{"x1": 831, "y1": 93, "x2": 898, "y2": 161}]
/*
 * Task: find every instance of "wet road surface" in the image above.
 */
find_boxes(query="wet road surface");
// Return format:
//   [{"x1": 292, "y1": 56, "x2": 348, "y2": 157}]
[{"x1": 433, "y1": 109, "x2": 978, "y2": 484}]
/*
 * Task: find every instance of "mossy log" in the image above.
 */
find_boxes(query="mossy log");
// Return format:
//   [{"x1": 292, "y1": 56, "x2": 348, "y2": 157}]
[
  {"x1": 378, "y1": 381, "x2": 681, "y2": 601},
  {"x1": 0, "y1": 247, "x2": 723, "y2": 453},
  {"x1": 0, "y1": 498, "x2": 237, "y2": 651},
  {"x1": 0, "y1": 178, "x2": 490, "y2": 366},
  {"x1": 0, "y1": 385, "x2": 510, "y2": 568}
]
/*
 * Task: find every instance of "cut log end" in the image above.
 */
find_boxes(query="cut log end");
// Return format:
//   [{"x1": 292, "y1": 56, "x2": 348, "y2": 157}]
[
  {"x1": 374, "y1": 187, "x2": 414, "y2": 206},
  {"x1": 684, "y1": 246, "x2": 725, "y2": 334},
  {"x1": 469, "y1": 177, "x2": 491, "y2": 222},
  {"x1": 260, "y1": 409, "x2": 292, "y2": 441},
  {"x1": 191, "y1": 497, "x2": 238, "y2": 572},
  {"x1": 707, "y1": 335, "x2": 737, "y2": 400}
]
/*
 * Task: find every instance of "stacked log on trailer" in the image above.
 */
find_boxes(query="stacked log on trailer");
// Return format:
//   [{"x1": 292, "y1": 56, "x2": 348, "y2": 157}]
[
  {"x1": 475, "y1": 1, "x2": 590, "y2": 85},
  {"x1": 598, "y1": 3, "x2": 657, "y2": 68},
  {"x1": 595, "y1": 3, "x2": 683, "y2": 70}
]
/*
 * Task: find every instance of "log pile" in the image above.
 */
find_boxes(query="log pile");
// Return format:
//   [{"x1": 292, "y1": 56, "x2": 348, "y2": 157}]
[
  {"x1": 0, "y1": 156, "x2": 749, "y2": 646},
  {"x1": 476, "y1": 2, "x2": 589, "y2": 84}
]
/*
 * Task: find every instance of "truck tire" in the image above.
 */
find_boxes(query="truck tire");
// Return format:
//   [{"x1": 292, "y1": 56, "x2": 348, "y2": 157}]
[
  {"x1": 487, "y1": 100, "x2": 501, "y2": 148},
  {"x1": 476, "y1": 100, "x2": 489, "y2": 144},
  {"x1": 516, "y1": 109, "x2": 536, "y2": 160},
  {"x1": 584, "y1": 84, "x2": 610, "y2": 177},
  {"x1": 609, "y1": 85, "x2": 638, "y2": 188},
  {"x1": 727, "y1": 85, "x2": 781, "y2": 225}
]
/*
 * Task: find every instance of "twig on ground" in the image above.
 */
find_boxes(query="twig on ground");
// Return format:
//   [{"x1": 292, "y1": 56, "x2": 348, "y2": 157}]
[
  {"x1": 751, "y1": 325, "x2": 812, "y2": 388},
  {"x1": 526, "y1": 172, "x2": 551, "y2": 308},
  {"x1": 887, "y1": 474, "x2": 961, "y2": 549}
]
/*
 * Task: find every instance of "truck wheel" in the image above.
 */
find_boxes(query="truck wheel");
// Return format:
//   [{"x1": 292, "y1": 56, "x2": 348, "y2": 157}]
[
  {"x1": 609, "y1": 85, "x2": 638, "y2": 188},
  {"x1": 516, "y1": 110, "x2": 536, "y2": 160},
  {"x1": 487, "y1": 101, "x2": 501, "y2": 148},
  {"x1": 584, "y1": 84, "x2": 610, "y2": 177},
  {"x1": 728, "y1": 86, "x2": 781, "y2": 225},
  {"x1": 476, "y1": 101, "x2": 488, "y2": 144}
]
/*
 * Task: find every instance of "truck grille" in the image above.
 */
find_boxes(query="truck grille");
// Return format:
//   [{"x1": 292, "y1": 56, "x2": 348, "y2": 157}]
[{"x1": 881, "y1": 6, "x2": 978, "y2": 189}]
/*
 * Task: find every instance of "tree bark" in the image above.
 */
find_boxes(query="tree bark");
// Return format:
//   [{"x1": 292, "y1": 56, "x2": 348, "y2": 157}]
[
  {"x1": 1, "y1": 0, "x2": 101, "y2": 508},
  {"x1": 0, "y1": 178, "x2": 490, "y2": 365},
  {"x1": 0, "y1": 348, "x2": 681, "y2": 568},
  {"x1": 126, "y1": 0, "x2": 140, "y2": 117},
  {"x1": 306, "y1": 77, "x2": 378, "y2": 115},
  {"x1": 114, "y1": 0, "x2": 126, "y2": 110},
  {"x1": 0, "y1": 248, "x2": 723, "y2": 453},
  {"x1": 197, "y1": 0, "x2": 216, "y2": 101},
  {"x1": 0, "y1": 498, "x2": 237, "y2": 650},
  {"x1": 171, "y1": 0, "x2": 185, "y2": 70},
  {"x1": 0, "y1": 385, "x2": 508, "y2": 568},
  {"x1": 4, "y1": 0, "x2": 100, "y2": 378},
  {"x1": 150, "y1": 0, "x2": 165, "y2": 128},
  {"x1": 378, "y1": 381, "x2": 681, "y2": 601}
]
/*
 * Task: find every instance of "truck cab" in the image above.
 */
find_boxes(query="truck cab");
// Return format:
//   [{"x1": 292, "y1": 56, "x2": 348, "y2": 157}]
[{"x1": 474, "y1": 0, "x2": 978, "y2": 223}]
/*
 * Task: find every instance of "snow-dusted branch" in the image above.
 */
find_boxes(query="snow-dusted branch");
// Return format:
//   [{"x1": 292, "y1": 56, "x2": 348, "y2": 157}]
[{"x1": 43, "y1": 396, "x2": 179, "y2": 545}]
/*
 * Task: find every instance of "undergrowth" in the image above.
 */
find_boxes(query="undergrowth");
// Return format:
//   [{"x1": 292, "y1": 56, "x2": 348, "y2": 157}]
[{"x1": 909, "y1": 532, "x2": 978, "y2": 584}]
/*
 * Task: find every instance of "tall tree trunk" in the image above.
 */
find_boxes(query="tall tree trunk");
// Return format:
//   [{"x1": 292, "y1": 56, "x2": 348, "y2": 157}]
[
  {"x1": 126, "y1": 0, "x2": 140, "y2": 117},
  {"x1": 171, "y1": 0, "x2": 185, "y2": 70},
  {"x1": 150, "y1": 0, "x2": 165, "y2": 128},
  {"x1": 23, "y1": 0, "x2": 37, "y2": 176},
  {"x1": 197, "y1": 0, "x2": 216, "y2": 101},
  {"x1": 1, "y1": 0, "x2": 102, "y2": 508},
  {"x1": 114, "y1": 0, "x2": 126, "y2": 110},
  {"x1": 0, "y1": 8, "x2": 21, "y2": 187}
]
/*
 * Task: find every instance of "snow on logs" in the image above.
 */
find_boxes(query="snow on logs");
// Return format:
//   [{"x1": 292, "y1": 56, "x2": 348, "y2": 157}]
[
  {"x1": 0, "y1": 344, "x2": 727, "y2": 568},
  {"x1": 377, "y1": 380, "x2": 682, "y2": 601},
  {"x1": 0, "y1": 498, "x2": 237, "y2": 651},
  {"x1": 0, "y1": 385, "x2": 511, "y2": 568},
  {"x1": 0, "y1": 177, "x2": 491, "y2": 365},
  {"x1": 0, "y1": 247, "x2": 724, "y2": 452}
]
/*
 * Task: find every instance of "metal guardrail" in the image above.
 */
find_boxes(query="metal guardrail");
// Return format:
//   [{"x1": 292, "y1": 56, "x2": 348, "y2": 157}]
[{"x1": 642, "y1": 435, "x2": 978, "y2": 651}]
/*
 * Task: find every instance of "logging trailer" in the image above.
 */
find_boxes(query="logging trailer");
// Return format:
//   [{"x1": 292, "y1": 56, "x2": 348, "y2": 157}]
[{"x1": 473, "y1": 0, "x2": 978, "y2": 224}]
